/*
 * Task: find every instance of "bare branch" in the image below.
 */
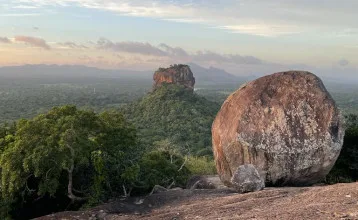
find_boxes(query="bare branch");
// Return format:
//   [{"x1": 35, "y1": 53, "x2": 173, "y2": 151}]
[
  {"x1": 178, "y1": 156, "x2": 188, "y2": 172},
  {"x1": 122, "y1": 185, "x2": 128, "y2": 197},
  {"x1": 167, "y1": 179, "x2": 175, "y2": 189},
  {"x1": 67, "y1": 193, "x2": 87, "y2": 201},
  {"x1": 73, "y1": 188, "x2": 87, "y2": 194},
  {"x1": 45, "y1": 168, "x2": 53, "y2": 180}
]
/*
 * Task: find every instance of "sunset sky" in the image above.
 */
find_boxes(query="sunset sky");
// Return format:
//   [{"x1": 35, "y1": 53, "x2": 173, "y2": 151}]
[{"x1": 0, "y1": 0, "x2": 357, "y2": 76}]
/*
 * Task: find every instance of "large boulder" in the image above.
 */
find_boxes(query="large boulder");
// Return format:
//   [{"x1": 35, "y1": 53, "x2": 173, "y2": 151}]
[
  {"x1": 212, "y1": 71, "x2": 345, "y2": 187},
  {"x1": 231, "y1": 164, "x2": 265, "y2": 193},
  {"x1": 153, "y1": 64, "x2": 195, "y2": 91}
]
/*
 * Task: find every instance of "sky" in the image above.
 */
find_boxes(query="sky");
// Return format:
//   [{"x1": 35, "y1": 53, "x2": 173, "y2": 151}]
[{"x1": 0, "y1": 0, "x2": 357, "y2": 78}]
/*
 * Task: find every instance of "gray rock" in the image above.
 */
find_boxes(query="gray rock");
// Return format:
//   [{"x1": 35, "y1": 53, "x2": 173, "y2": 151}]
[
  {"x1": 95, "y1": 210, "x2": 108, "y2": 220},
  {"x1": 212, "y1": 71, "x2": 345, "y2": 186},
  {"x1": 187, "y1": 176, "x2": 216, "y2": 190},
  {"x1": 150, "y1": 185, "x2": 168, "y2": 194},
  {"x1": 231, "y1": 164, "x2": 265, "y2": 193},
  {"x1": 171, "y1": 187, "x2": 183, "y2": 191}
]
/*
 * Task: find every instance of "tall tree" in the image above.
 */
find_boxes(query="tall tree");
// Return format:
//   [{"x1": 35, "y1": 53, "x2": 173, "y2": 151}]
[{"x1": 0, "y1": 106, "x2": 139, "y2": 207}]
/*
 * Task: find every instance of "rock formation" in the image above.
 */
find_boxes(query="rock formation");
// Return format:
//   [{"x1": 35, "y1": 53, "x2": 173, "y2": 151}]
[
  {"x1": 150, "y1": 185, "x2": 168, "y2": 195},
  {"x1": 153, "y1": 64, "x2": 195, "y2": 91},
  {"x1": 231, "y1": 164, "x2": 265, "y2": 193},
  {"x1": 212, "y1": 71, "x2": 345, "y2": 187},
  {"x1": 186, "y1": 176, "x2": 217, "y2": 190}
]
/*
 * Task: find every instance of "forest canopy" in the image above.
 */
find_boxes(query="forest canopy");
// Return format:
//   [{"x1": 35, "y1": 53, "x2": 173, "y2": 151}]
[
  {"x1": 123, "y1": 84, "x2": 220, "y2": 157},
  {"x1": 0, "y1": 106, "x2": 193, "y2": 219}
]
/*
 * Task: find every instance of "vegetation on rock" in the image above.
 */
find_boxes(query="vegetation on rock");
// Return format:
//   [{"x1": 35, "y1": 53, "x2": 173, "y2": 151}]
[{"x1": 123, "y1": 84, "x2": 220, "y2": 157}]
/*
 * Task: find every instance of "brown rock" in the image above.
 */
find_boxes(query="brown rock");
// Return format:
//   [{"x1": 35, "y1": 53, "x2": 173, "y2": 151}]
[
  {"x1": 153, "y1": 64, "x2": 195, "y2": 91},
  {"x1": 212, "y1": 71, "x2": 345, "y2": 187}
]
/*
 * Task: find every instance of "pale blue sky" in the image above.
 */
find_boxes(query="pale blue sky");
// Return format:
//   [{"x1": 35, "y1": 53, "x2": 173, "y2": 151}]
[{"x1": 0, "y1": 0, "x2": 357, "y2": 77}]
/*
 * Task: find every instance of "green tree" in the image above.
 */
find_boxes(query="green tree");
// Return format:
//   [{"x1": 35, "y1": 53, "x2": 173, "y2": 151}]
[
  {"x1": 93, "y1": 110, "x2": 141, "y2": 198},
  {"x1": 0, "y1": 106, "x2": 139, "y2": 218},
  {"x1": 0, "y1": 123, "x2": 16, "y2": 219},
  {"x1": 327, "y1": 114, "x2": 358, "y2": 183},
  {"x1": 0, "y1": 105, "x2": 99, "y2": 202},
  {"x1": 136, "y1": 150, "x2": 191, "y2": 193}
]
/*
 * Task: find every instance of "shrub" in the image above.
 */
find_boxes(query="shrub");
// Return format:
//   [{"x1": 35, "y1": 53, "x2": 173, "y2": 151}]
[
  {"x1": 326, "y1": 114, "x2": 358, "y2": 183},
  {"x1": 135, "y1": 150, "x2": 191, "y2": 193},
  {"x1": 186, "y1": 156, "x2": 217, "y2": 176}
]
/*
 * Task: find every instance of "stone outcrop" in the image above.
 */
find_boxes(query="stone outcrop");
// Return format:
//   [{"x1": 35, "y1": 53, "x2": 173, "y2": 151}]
[
  {"x1": 231, "y1": 164, "x2": 265, "y2": 193},
  {"x1": 153, "y1": 64, "x2": 195, "y2": 91},
  {"x1": 150, "y1": 185, "x2": 168, "y2": 195},
  {"x1": 186, "y1": 176, "x2": 217, "y2": 190},
  {"x1": 212, "y1": 71, "x2": 345, "y2": 187}
]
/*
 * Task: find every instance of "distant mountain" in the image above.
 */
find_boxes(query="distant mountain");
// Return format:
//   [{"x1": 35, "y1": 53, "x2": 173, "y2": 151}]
[
  {"x1": 188, "y1": 63, "x2": 247, "y2": 85},
  {"x1": 0, "y1": 63, "x2": 246, "y2": 85}
]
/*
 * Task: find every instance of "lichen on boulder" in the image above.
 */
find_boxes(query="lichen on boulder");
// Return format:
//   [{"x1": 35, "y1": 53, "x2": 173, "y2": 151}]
[{"x1": 212, "y1": 71, "x2": 345, "y2": 187}]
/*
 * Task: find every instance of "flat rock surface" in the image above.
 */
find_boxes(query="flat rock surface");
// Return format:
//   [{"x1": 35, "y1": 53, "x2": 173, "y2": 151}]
[{"x1": 37, "y1": 182, "x2": 358, "y2": 220}]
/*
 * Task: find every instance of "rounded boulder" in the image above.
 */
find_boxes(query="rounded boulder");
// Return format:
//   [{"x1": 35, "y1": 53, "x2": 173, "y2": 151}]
[
  {"x1": 212, "y1": 71, "x2": 345, "y2": 186},
  {"x1": 231, "y1": 164, "x2": 265, "y2": 193}
]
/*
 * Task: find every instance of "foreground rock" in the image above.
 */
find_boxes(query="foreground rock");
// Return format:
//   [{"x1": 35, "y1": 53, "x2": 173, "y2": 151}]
[
  {"x1": 186, "y1": 176, "x2": 217, "y2": 190},
  {"x1": 212, "y1": 71, "x2": 345, "y2": 186},
  {"x1": 153, "y1": 64, "x2": 195, "y2": 91},
  {"x1": 231, "y1": 164, "x2": 265, "y2": 193},
  {"x1": 150, "y1": 185, "x2": 168, "y2": 195},
  {"x1": 38, "y1": 182, "x2": 358, "y2": 220}
]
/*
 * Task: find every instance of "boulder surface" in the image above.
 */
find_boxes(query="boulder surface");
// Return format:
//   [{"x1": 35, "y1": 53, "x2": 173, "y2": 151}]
[
  {"x1": 153, "y1": 64, "x2": 195, "y2": 91},
  {"x1": 212, "y1": 71, "x2": 345, "y2": 186},
  {"x1": 231, "y1": 164, "x2": 265, "y2": 193}
]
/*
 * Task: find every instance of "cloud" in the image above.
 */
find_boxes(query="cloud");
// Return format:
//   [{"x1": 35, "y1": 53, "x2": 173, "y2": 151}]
[
  {"x1": 6, "y1": 0, "x2": 358, "y2": 37},
  {"x1": 0, "y1": 37, "x2": 11, "y2": 44},
  {"x1": 15, "y1": 36, "x2": 51, "y2": 50},
  {"x1": 0, "y1": 13, "x2": 41, "y2": 17},
  {"x1": 159, "y1": 43, "x2": 189, "y2": 57},
  {"x1": 97, "y1": 38, "x2": 167, "y2": 56},
  {"x1": 3, "y1": 34, "x2": 264, "y2": 66},
  {"x1": 13, "y1": 5, "x2": 39, "y2": 9},
  {"x1": 96, "y1": 39, "x2": 264, "y2": 65},
  {"x1": 193, "y1": 51, "x2": 263, "y2": 65},
  {"x1": 218, "y1": 24, "x2": 301, "y2": 37},
  {"x1": 58, "y1": 41, "x2": 88, "y2": 49},
  {"x1": 338, "y1": 59, "x2": 349, "y2": 66}
]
